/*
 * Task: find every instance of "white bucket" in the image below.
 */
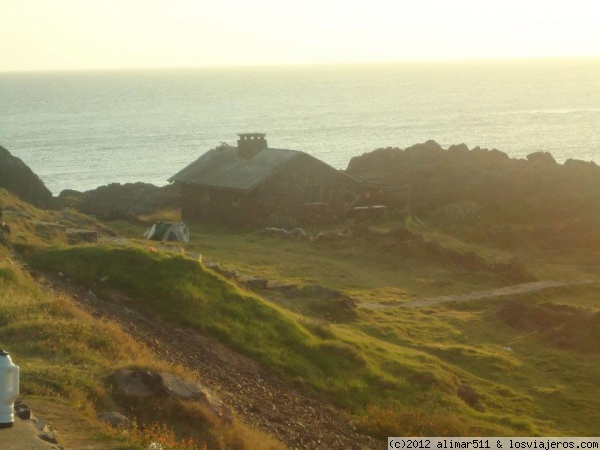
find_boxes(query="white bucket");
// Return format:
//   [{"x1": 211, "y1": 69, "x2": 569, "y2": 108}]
[{"x1": 0, "y1": 350, "x2": 19, "y2": 428}]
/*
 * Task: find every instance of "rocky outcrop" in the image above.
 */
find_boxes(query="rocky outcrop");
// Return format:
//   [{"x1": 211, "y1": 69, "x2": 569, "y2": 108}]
[
  {"x1": 203, "y1": 261, "x2": 359, "y2": 320},
  {"x1": 112, "y1": 369, "x2": 233, "y2": 422},
  {"x1": 0, "y1": 145, "x2": 53, "y2": 208},
  {"x1": 347, "y1": 141, "x2": 600, "y2": 250},
  {"x1": 347, "y1": 141, "x2": 600, "y2": 218},
  {"x1": 58, "y1": 182, "x2": 180, "y2": 220},
  {"x1": 527, "y1": 151, "x2": 557, "y2": 164}
]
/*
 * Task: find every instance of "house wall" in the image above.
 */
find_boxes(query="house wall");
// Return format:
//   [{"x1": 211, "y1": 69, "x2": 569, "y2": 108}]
[
  {"x1": 180, "y1": 154, "x2": 363, "y2": 226},
  {"x1": 180, "y1": 185, "x2": 243, "y2": 225}
]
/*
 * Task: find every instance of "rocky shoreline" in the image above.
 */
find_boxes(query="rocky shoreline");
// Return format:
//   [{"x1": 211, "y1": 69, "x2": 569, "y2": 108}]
[{"x1": 3, "y1": 141, "x2": 600, "y2": 233}]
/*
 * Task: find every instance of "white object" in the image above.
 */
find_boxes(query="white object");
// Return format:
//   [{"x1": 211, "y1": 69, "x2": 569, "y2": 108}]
[
  {"x1": 143, "y1": 222, "x2": 190, "y2": 242},
  {"x1": 0, "y1": 350, "x2": 19, "y2": 427}
]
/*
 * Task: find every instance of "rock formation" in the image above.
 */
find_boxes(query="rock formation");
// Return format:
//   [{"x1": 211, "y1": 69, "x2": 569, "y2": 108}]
[
  {"x1": 346, "y1": 141, "x2": 600, "y2": 250},
  {"x1": 58, "y1": 182, "x2": 181, "y2": 220},
  {"x1": 111, "y1": 369, "x2": 233, "y2": 422},
  {"x1": 0, "y1": 145, "x2": 53, "y2": 208}
]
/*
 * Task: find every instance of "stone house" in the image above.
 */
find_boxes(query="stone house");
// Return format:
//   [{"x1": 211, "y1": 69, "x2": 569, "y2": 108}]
[{"x1": 169, "y1": 133, "x2": 365, "y2": 226}]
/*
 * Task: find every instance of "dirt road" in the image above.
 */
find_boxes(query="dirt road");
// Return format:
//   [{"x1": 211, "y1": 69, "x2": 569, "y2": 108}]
[{"x1": 358, "y1": 280, "x2": 596, "y2": 309}]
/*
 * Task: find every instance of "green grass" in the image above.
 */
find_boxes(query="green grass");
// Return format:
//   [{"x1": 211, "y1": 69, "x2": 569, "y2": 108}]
[
  {"x1": 182, "y1": 223, "x2": 515, "y2": 303},
  {"x1": 0, "y1": 251, "x2": 141, "y2": 448},
  {"x1": 0, "y1": 191, "x2": 286, "y2": 449},
  {"x1": 6, "y1": 193, "x2": 600, "y2": 438},
  {"x1": 24, "y1": 245, "x2": 382, "y2": 403},
  {"x1": 92, "y1": 219, "x2": 600, "y2": 436},
  {"x1": 0, "y1": 249, "x2": 286, "y2": 449},
  {"x1": 444, "y1": 289, "x2": 600, "y2": 434},
  {"x1": 0, "y1": 187, "x2": 112, "y2": 247},
  {"x1": 23, "y1": 240, "x2": 600, "y2": 436}
]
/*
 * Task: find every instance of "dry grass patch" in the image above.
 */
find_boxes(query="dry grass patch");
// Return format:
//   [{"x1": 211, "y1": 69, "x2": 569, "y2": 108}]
[{"x1": 0, "y1": 249, "x2": 287, "y2": 449}]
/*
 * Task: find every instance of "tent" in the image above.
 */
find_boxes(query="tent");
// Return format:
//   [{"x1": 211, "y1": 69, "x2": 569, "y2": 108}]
[{"x1": 143, "y1": 221, "x2": 190, "y2": 242}]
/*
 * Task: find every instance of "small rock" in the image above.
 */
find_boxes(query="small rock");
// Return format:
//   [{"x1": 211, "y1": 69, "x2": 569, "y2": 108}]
[
  {"x1": 242, "y1": 277, "x2": 269, "y2": 290},
  {"x1": 14, "y1": 402, "x2": 31, "y2": 420},
  {"x1": 38, "y1": 432, "x2": 59, "y2": 444},
  {"x1": 112, "y1": 369, "x2": 158, "y2": 398},
  {"x1": 34, "y1": 419, "x2": 51, "y2": 433},
  {"x1": 97, "y1": 411, "x2": 131, "y2": 428},
  {"x1": 111, "y1": 369, "x2": 234, "y2": 423}
]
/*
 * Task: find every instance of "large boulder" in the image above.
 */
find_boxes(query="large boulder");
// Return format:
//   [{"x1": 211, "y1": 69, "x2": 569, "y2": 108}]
[
  {"x1": 0, "y1": 145, "x2": 53, "y2": 208},
  {"x1": 112, "y1": 369, "x2": 233, "y2": 422}
]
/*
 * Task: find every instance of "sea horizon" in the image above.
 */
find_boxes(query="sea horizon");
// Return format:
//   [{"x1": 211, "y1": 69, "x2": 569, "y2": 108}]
[{"x1": 2, "y1": 55, "x2": 599, "y2": 74}]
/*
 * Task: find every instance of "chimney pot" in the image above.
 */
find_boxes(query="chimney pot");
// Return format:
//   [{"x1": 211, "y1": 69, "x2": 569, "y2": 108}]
[{"x1": 237, "y1": 133, "x2": 267, "y2": 158}]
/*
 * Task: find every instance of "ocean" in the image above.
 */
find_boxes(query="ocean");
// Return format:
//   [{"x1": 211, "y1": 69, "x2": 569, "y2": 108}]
[{"x1": 1, "y1": 59, "x2": 599, "y2": 195}]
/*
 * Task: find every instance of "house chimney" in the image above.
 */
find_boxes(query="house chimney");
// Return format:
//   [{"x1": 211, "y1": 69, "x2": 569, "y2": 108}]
[{"x1": 237, "y1": 133, "x2": 268, "y2": 159}]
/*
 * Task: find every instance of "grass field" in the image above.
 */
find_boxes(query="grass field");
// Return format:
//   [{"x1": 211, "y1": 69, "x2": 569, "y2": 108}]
[
  {"x1": 23, "y1": 211, "x2": 600, "y2": 437},
  {"x1": 0, "y1": 190, "x2": 285, "y2": 449},
  {"x1": 3, "y1": 189, "x2": 600, "y2": 442}
]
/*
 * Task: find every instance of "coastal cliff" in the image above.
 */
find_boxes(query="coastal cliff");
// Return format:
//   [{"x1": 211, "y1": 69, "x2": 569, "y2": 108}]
[
  {"x1": 347, "y1": 141, "x2": 600, "y2": 249},
  {"x1": 0, "y1": 145, "x2": 53, "y2": 208}
]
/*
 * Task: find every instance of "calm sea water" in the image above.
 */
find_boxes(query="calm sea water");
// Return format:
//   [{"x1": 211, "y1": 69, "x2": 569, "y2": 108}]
[{"x1": 1, "y1": 59, "x2": 599, "y2": 195}]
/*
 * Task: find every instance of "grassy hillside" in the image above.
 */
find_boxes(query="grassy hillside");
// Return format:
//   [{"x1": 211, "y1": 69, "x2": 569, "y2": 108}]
[
  {"x1": 4, "y1": 186, "x2": 600, "y2": 440},
  {"x1": 25, "y1": 228, "x2": 600, "y2": 437},
  {"x1": 0, "y1": 187, "x2": 114, "y2": 247},
  {"x1": 118, "y1": 218, "x2": 600, "y2": 435},
  {"x1": 0, "y1": 190, "x2": 284, "y2": 449},
  {"x1": 25, "y1": 245, "x2": 376, "y2": 399}
]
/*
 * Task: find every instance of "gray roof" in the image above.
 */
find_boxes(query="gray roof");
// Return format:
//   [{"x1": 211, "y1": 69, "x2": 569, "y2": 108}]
[{"x1": 168, "y1": 145, "x2": 303, "y2": 191}]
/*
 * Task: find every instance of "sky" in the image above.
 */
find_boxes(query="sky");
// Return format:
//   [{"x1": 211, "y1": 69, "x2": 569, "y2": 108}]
[{"x1": 1, "y1": 0, "x2": 599, "y2": 72}]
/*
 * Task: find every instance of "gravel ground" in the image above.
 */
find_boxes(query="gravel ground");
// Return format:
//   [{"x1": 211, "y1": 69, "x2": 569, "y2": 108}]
[{"x1": 36, "y1": 273, "x2": 380, "y2": 450}]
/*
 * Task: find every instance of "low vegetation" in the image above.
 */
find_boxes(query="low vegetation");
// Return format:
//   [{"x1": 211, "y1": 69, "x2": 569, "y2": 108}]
[
  {"x1": 20, "y1": 218, "x2": 600, "y2": 437},
  {"x1": 0, "y1": 190, "x2": 284, "y2": 449},
  {"x1": 3, "y1": 138, "x2": 600, "y2": 445},
  {"x1": 25, "y1": 245, "x2": 378, "y2": 402}
]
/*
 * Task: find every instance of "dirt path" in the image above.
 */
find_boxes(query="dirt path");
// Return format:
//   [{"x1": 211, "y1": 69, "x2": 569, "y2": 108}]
[
  {"x1": 358, "y1": 280, "x2": 596, "y2": 309},
  {"x1": 36, "y1": 274, "x2": 379, "y2": 450}
]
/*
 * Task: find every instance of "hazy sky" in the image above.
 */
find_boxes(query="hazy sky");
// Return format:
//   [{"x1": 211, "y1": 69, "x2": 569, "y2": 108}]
[{"x1": 1, "y1": 0, "x2": 599, "y2": 71}]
